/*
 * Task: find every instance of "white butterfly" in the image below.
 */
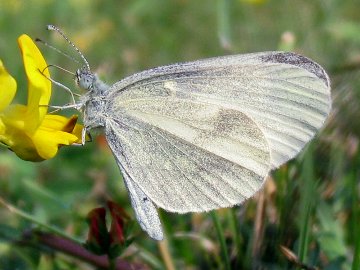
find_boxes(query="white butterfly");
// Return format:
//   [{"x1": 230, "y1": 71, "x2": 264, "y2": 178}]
[{"x1": 48, "y1": 26, "x2": 331, "y2": 240}]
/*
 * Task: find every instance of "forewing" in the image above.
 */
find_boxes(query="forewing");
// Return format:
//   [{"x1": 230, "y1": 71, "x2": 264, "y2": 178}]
[
  {"x1": 109, "y1": 51, "x2": 331, "y2": 168},
  {"x1": 104, "y1": 100, "x2": 270, "y2": 213}
]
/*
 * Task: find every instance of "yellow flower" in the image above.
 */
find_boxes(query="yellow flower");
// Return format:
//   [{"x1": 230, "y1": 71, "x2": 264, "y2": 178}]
[{"x1": 0, "y1": 34, "x2": 82, "y2": 161}]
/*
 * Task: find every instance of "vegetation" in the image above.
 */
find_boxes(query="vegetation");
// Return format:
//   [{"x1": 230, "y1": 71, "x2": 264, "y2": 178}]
[{"x1": 0, "y1": 0, "x2": 359, "y2": 269}]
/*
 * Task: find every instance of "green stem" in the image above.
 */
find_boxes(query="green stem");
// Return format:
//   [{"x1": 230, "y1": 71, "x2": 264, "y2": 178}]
[
  {"x1": 217, "y1": 0, "x2": 232, "y2": 51},
  {"x1": 229, "y1": 208, "x2": 243, "y2": 263},
  {"x1": 297, "y1": 148, "x2": 316, "y2": 268},
  {"x1": 211, "y1": 211, "x2": 231, "y2": 270},
  {"x1": 0, "y1": 196, "x2": 82, "y2": 245},
  {"x1": 351, "y1": 169, "x2": 360, "y2": 270},
  {"x1": 108, "y1": 255, "x2": 116, "y2": 270}
]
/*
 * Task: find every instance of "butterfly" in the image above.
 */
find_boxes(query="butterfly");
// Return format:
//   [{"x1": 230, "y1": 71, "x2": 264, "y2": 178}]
[{"x1": 47, "y1": 25, "x2": 331, "y2": 240}]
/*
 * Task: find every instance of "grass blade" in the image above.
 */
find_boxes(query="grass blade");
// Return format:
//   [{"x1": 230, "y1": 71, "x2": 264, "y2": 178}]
[
  {"x1": 297, "y1": 146, "x2": 317, "y2": 266},
  {"x1": 211, "y1": 211, "x2": 231, "y2": 270}
]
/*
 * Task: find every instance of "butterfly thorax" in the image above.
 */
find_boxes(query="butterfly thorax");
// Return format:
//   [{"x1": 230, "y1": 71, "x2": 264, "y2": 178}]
[{"x1": 75, "y1": 67, "x2": 110, "y2": 129}]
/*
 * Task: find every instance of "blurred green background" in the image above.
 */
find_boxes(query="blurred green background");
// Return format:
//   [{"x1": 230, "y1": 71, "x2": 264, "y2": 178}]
[{"x1": 0, "y1": 0, "x2": 359, "y2": 269}]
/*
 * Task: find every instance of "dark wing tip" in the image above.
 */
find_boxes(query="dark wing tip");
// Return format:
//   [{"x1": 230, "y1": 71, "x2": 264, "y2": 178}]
[{"x1": 260, "y1": 52, "x2": 330, "y2": 88}]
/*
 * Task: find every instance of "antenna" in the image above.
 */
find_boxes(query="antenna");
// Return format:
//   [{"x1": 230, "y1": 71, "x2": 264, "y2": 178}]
[
  {"x1": 35, "y1": 38, "x2": 80, "y2": 65},
  {"x1": 43, "y1": 64, "x2": 76, "y2": 76},
  {"x1": 46, "y1": 25, "x2": 90, "y2": 71}
]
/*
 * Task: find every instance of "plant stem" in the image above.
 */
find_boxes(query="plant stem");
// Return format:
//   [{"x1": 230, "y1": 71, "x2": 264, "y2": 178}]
[
  {"x1": 211, "y1": 211, "x2": 231, "y2": 270},
  {"x1": 0, "y1": 196, "x2": 82, "y2": 245},
  {"x1": 109, "y1": 255, "x2": 116, "y2": 270},
  {"x1": 298, "y1": 148, "x2": 316, "y2": 268},
  {"x1": 229, "y1": 208, "x2": 243, "y2": 264},
  {"x1": 158, "y1": 237, "x2": 176, "y2": 270},
  {"x1": 217, "y1": 0, "x2": 233, "y2": 51},
  {"x1": 20, "y1": 230, "x2": 147, "y2": 270},
  {"x1": 351, "y1": 164, "x2": 360, "y2": 270}
]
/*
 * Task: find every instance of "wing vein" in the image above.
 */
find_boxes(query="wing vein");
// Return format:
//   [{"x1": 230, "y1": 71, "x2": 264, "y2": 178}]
[
  {"x1": 144, "y1": 128, "x2": 202, "y2": 210},
  {"x1": 152, "y1": 128, "x2": 250, "y2": 205},
  {"x1": 149, "y1": 128, "x2": 233, "y2": 208}
]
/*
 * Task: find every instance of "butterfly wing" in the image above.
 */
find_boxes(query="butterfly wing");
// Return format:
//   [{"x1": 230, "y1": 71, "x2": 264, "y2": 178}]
[
  {"x1": 105, "y1": 129, "x2": 164, "y2": 240},
  {"x1": 103, "y1": 51, "x2": 331, "y2": 239},
  {"x1": 105, "y1": 102, "x2": 270, "y2": 239},
  {"x1": 108, "y1": 51, "x2": 331, "y2": 169},
  {"x1": 105, "y1": 100, "x2": 270, "y2": 213}
]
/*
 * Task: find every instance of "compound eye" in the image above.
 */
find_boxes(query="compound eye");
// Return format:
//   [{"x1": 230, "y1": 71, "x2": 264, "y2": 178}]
[{"x1": 78, "y1": 73, "x2": 93, "y2": 91}]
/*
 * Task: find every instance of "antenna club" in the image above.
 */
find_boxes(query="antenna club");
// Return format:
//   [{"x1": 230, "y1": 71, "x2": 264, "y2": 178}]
[
  {"x1": 45, "y1": 24, "x2": 91, "y2": 71},
  {"x1": 46, "y1": 25, "x2": 57, "y2": 31}
]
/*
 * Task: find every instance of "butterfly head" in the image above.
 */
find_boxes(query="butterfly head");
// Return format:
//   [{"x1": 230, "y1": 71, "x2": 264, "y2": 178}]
[
  {"x1": 75, "y1": 65, "x2": 110, "y2": 97},
  {"x1": 75, "y1": 66, "x2": 96, "y2": 91},
  {"x1": 45, "y1": 25, "x2": 110, "y2": 96}
]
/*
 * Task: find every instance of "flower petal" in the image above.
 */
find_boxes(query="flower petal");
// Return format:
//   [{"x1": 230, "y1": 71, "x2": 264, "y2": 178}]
[
  {"x1": 0, "y1": 105, "x2": 42, "y2": 161},
  {"x1": 18, "y1": 34, "x2": 51, "y2": 133},
  {"x1": 0, "y1": 59, "x2": 17, "y2": 112},
  {"x1": 0, "y1": 34, "x2": 84, "y2": 162},
  {"x1": 1, "y1": 104, "x2": 27, "y2": 131},
  {"x1": 42, "y1": 114, "x2": 84, "y2": 143},
  {"x1": 0, "y1": 119, "x2": 5, "y2": 136},
  {"x1": 6, "y1": 133, "x2": 41, "y2": 161},
  {"x1": 31, "y1": 115, "x2": 82, "y2": 160},
  {"x1": 0, "y1": 109, "x2": 83, "y2": 161}
]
